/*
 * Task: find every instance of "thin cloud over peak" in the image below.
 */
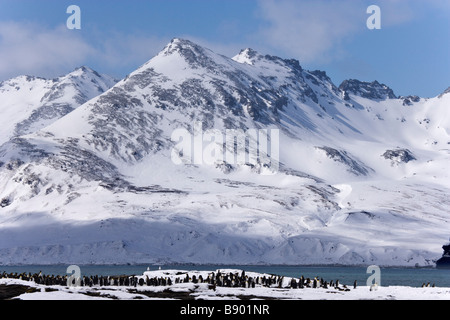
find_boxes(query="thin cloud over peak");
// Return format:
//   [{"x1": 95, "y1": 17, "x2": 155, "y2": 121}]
[
  {"x1": 254, "y1": 0, "x2": 428, "y2": 64},
  {"x1": 0, "y1": 21, "x2": 94, "y2": 80},
  {"x1": 0, "y1": 21, "x2": 169, "y2": 81}
]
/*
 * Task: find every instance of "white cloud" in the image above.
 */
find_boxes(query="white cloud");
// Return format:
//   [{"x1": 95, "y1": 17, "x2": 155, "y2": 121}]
[
  {"x1": 256, "y1": 0, "x2": 364, "y2": 63},
  {"x1": 254, "y1": 0, "x2": 435, "y2": 64},
  {"x1": 87, "y1": 28, "x2": 170, "y2": 71},
  {"x1": 0, "y1": 21, "x2": 95, "y2": 80},
  {"x1": 0, "y1": 21, "x2": 170, "y2": 81},
  {"x1": 1, "y1": 0, "x2": 445, "y2": 81}
]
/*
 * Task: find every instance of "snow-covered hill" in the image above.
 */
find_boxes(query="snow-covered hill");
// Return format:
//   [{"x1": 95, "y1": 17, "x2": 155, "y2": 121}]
[{"x1": 0, "y1": 38, "x2": 448, "y2": 266}]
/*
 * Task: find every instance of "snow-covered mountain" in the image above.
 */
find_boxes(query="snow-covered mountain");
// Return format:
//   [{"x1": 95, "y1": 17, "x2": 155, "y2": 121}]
[
  {"x1": 0, "y1": 67, "x2": 117, "y2": 145},
  {"x1": 0, "y1": 38, "x2": 448, "y2": 266}
]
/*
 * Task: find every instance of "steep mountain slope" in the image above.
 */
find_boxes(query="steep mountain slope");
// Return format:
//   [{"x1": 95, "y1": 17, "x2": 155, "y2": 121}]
[{"x1": 0, "y1": 39, "x2": 448, "y2": 266}]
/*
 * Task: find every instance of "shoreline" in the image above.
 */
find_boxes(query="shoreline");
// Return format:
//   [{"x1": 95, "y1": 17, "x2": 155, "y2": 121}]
[{"x1": 1, "y1": 268, "x2": 449, "y2": 300}]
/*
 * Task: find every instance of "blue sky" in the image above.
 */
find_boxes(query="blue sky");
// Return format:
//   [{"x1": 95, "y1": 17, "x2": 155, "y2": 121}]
[{"x1": 0, "y1": 0, "x2": 448, "y2": 97}]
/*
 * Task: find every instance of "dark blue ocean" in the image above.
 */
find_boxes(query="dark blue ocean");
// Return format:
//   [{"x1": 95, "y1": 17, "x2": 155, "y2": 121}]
[{"x1": 1, "y1": 265, "x2": 449, "y2": 288}]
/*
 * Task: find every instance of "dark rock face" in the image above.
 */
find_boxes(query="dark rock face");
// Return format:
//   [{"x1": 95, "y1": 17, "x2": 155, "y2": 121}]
[
  {"x1": 436, "y1": 244, "x2": 450, "y2": 269},
  {"x1": 400, "y1": 95, "x2": 420, "y2": 106},
  {"x1": 0, "y1": 197, "x2": 11, "y2": 208},
  {"x1": 382, "y1": 149, "x2": 416, "y2": 164},
  {"x1": 339, "y1": 79, "x2": 397, "y2": 100}
]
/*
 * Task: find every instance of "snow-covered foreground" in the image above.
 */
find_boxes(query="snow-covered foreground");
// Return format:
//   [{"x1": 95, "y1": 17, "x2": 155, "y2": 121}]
[{"x1": 1, "y1": 269, "x2": 449, "y2": 300}]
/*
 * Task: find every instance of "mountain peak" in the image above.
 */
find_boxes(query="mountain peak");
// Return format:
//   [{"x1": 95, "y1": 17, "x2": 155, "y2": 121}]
[
  {"x1": 69, "y1": 66, "x2": 102, "y2": 78},
  {"x1": 339, "y1": 79, "x2": 397, "y2": 100},
  {"x1": 74, "y1": 65, "x2": 96, "y2": 73},
  {"x1": 155, "y1": 38, "x2": 221, "y2": 71},
  {"x1": 75, "y1": 65, "x2": 92, "y2": 72},
  {"x1": 59, "y1": 66, "x2": 117, "y2": 93},
  {"x1": 161, "y1": 38, "x2": 205, "y2": 56},
  {"x1": 232, "y1": 48, "x2": 263, "y2": 65}
]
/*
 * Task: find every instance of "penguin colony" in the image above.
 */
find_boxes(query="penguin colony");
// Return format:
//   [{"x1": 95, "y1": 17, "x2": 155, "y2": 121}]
[
  {"x1": 0, "y1": 270, "x2": 436, "y2": 290},
  {"x1": 0, "y1": 270, "x2": 359, "y2": 291},
  {"x1": 0, "y1": 271, "x2": 152, "y2": 287}
]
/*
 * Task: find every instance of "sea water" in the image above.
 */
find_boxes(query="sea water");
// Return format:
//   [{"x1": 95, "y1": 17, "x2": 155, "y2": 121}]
[{"x1": 1, "y1": 265, "x2": 449, "y2": 288}]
